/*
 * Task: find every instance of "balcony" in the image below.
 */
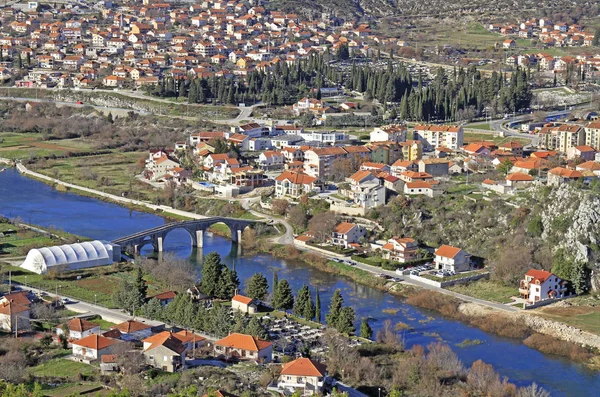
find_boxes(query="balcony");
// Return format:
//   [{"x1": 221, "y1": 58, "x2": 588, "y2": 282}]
[{"x1": 518, "y1": 287, "x2": 529, "y2": 296}]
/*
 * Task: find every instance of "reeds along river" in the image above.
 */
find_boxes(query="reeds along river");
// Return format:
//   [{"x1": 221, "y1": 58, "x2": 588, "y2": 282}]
[{"x1": 1, "y1": 168, "x2": 599, "y2": 396}]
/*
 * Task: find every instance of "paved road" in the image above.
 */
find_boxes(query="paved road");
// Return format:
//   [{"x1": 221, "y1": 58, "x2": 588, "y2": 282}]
[
  {"x1": 14, "y1": 282, "x2": 162, "y2": 326},
  {"x1": 335, "y1": 382, "x2": 369, "y2": 397},
  {"x1": 240, "y1": 197, "x2": 294, "y2": 245}
]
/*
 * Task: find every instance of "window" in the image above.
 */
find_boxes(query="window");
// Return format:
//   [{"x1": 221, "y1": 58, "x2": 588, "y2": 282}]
[
  {"x1": 163, "y1": 356, "x2": 168, "y2": 361},
  {"x1": 149, "y1": 355, "x2": 154, "y2": 360}
]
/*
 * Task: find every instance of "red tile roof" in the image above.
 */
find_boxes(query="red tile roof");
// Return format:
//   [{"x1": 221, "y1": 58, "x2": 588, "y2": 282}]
[
  {"x1": 281, "y1": 358, "x2": 327, "y2": 377},
  {"x1": 112, "y1": 320, "x2": 152, "y2": 333},
  {"x1": 232, "y1": 294, "x2": 254, "y2": 305},
  {"x1": 215, "y1": 333, "x2": 272, "y2": 352},
  {"x1": 72, "y1": 334, "x2": 119, "y2": 350},
  {"x1": 435, "y1": 245, "x2": 462, "y2": 259},
  {"x1": 64, "y1": 318, "x2": 100, "y2": 332}
]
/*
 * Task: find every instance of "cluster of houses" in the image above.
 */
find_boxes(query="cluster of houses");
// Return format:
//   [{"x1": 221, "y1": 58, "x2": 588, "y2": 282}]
[
  {"x1": 489, "y1": 18, "x2": 595, "y2": 49},
  {"x1": 0, "y1": 0, "x2": 409, "y2": 89},
  {"x1": 143, "y1": 123, "x2": 465, "y2": 205}
]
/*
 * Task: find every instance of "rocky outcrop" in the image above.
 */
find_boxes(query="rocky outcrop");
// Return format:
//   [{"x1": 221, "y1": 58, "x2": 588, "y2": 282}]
[
  {"x1": 539, "y1": 185, "x2": 600, "y2": 263},
  {"x1": 458, "y1": 302, "x2": 600, "y2": 349},
  {"x1": 591, "y1": 266, "x2": 600, "y2": 293}
]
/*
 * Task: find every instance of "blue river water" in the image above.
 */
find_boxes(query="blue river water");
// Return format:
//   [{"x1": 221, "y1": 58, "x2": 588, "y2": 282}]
[{"x1": 0, "y1": 168, "x2": 598, "y2": 396}]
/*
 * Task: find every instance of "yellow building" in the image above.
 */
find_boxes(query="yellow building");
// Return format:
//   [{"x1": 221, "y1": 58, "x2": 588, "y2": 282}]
[{"x1": 401, "y1": 140, "x2": 423, "y2": 161}]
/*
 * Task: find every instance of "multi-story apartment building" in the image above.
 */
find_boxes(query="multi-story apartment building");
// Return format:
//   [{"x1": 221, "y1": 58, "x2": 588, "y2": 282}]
[{"x1": 413, "y1": 125, "x2": 464, "y2": 151}]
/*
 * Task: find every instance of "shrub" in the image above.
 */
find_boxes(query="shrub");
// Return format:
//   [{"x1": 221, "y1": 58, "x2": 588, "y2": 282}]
[{"x1": 523, "y1": 333, "x2": 594, "y2": 362}]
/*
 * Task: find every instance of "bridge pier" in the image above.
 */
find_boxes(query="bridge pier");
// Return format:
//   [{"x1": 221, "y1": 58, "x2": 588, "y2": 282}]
[
  {"x1": 155, "y1": 236, "x2": 163, "y2": 252},
  {"x1": 231, "y1": 229, "x2": 242, "y2": 244},
  {"x1": 193, "y1": 230, "x2": 204, "y2": 248}
]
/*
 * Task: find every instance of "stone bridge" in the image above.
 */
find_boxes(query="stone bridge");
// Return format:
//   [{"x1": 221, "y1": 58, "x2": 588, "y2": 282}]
[{"x1": 112, "y1": 217, "x2": 258, "y2": 253}]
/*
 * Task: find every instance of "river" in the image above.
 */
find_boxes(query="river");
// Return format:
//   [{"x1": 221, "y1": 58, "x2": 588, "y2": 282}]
[{"x1": 0, "y1": 168, "x2": 598, "y2": 396}]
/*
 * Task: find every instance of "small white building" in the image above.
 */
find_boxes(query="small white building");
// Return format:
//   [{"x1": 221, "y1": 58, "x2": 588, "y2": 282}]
[
  {"x1": 231, "y1": 294, "x2": 257, "y2": 314},
  {"x1": 72, "y1": 334, "x2": 120, "y2": 362},
  {"x1": 370, "y1": 125, "x2": 407, "y2": 143},
  {"x1": 277, "y1": 358, "x2": 328, "y2": 396},
  {"x1": 214, "y1": 333, "x2": 272, "y2": 363},
  {"x1": 56, "y1": 318, "x2": 101, "y2": 341},
  {"x1": 519, "y1": 269, "x2": 569, "y2": 304},
  {"x1": 110, "y1": 320, "x2": 153, "y2": 341},
  {"x1": 434, "y1": 245, "x2": 471, "y2": 272},
  {"x1": 330, "y1": 222, "x2": 366, "y2": 249},
  {"x1": 0, "y1": 301, "x2": 30, "y2": 332}
]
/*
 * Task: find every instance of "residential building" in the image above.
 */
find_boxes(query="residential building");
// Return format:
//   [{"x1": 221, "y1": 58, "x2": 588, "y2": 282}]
[
  {"x1": 418, "y1": 158, "x2": 450, "y2": 177},
  {"x1": 370, "y1": 124, "x2": 407, "y2": 143},
  {"x1": 111, "y1": 320, "x2": 153, "y2": 341},
  {"x1": 538, "y1": 124, "x2": 584, "y2": 153},
  {"x1": 566, "y1": 145, "x2": 596, "y2": 161},
  {"x1": 390, "y1": 160, "x2": 418, "y2": 177},
  {"x1": 346, "y1": 170, "x2": 385, "y2": 209},
  {"x1": 369, "y1": 142, "x2": 403, "y2": 165},
  {"x1": 277, "y1": 358, "x2": 328, "y2": 396},
  {"x1": 72, "y1": 335, "x2": 120, "y2": 362},
  {"x1": 413, "y1": 125, "x2": 464, "y2": 151},
  {"x1": 56, "y1": 318, "x2": 100, "y2": 341},
  {"x1": 330, "y1": 222, "x2": 366, "y2": 248},
  {"x1": 576, "y1": 161, "x2": 600, "y2": 176},
  {"x1": 214, "y1": 333, "x2": 272, "y2": 363},
  {"x1": 584, "y1": 122, "x2": 600, "y2": 149},
  {"x1": 404, "y1": 181, "x2": 437, "y2": 197},
  {"x1": 303, "y1": 147, "x2": 347, "y2": 179},
  {"x1": 258, "y1": 150, "x2": 284, "y2": 170},
  {"x1": 547, "y1": 167, "x2": 582, "y2": 186},
  {"x1": 434, "y1": 245, "x2": 471, "y2": 272},
  {"x1": 463, "y1": 143, "x2": 491, "y2": 157},
  {"x1": 142, "y1": 332, "x2": 187, "y2": 372},
  {"x1": 401, "y1": 140, "x2": 423, "y2": 161},
  {"x1": 0, "y1": 300, "x2": 30, "y2": 332},
  {"x1": 231, "y1": 294, "x2": 258, "y2": 314},
  {"x1": 381, "y1": 237, "x2": 419, "y2": 263},
  {"x1": 497, "y1": 141, "x2": 524, "y2": 156},
  {"x1": 519, "y1": 269, "x2": 568, "y2": 304},
  {"x1": 275, "y1": 171, "x2": 317, "y2": 198},
  {"x1": 150, "y1": 291, "x2": 177, "y2": 306},
  {"x1": 506, "y1": 172, "x2": 535, "y2": 188}
]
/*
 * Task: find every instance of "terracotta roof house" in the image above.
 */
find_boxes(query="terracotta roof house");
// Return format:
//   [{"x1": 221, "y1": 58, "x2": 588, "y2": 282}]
[
  {"x1": 56, "y1": 317, "x2": 100, "y2": 340},
  {"x1": 0, "y1": 300, "x2": 30, "y2": 332},
  {"x1": 150, "y1": 291, "x2": 177, "y2": 306},
  {"x1": 72, "y1": 334, "x2": 120, "y2": 362},
  {"x1": 278, "y1": 358, "x2": 328, "y2": 395},
  {"x1": 231, "y1": 294, "x2": 258, "y2": 314},
  {"x1": 434, "y1": 245, "x2": 471, "y2": 273},
  {"x1": 142, "y1": 331, "x2": 188, "y2": 372},
  {"x1": 111, "y1": 320, "x2": 153, "y2": 341},
  {"x1": 214, "y1": 333, "x2": 272, "y2": 363}
]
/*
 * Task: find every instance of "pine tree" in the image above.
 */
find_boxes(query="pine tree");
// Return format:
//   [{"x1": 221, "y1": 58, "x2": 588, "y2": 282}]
[
  {"x1": 200, "y1": 252, "x2": 224, "y2": 297},
  {"x1": 246, "y1": 273, "x2": 269, "y2": 301},
  {"x1": 326, "y1": 289, "x2": 344, "y2": 327},
  {"x1": 294, "y1": 285, "x2": 314, "y2": 319},
  {"x1": 336, "y1": 306, "x2": 356, "y2": 335},
  {"x1": 272, "y1": 279, "x2": 294, "y2": 311},
  {"x1": 133, "y1": 267, "x2": 147, "y2": 307},
  {"x1": 272, "y1": 271, "x2": 279, "y2": 294},
  {"x1": 218, "y1": 267, "x2": 239, "y2": 299},
  {"x1": 360, "y1": 318, "x2": 373, "y2": 339},
  {"x1": 315, "y1": 288, "x2": 321, "y2": 323}
]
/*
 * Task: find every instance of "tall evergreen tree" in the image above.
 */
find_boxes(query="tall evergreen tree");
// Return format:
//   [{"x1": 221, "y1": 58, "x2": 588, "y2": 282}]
[
  {"x1": 246, "y1": 273, "x2": 269, "y2": 301},
  {"x1": 200, "y1": 252, "x2": 224, "y2": 297},
  {"x1": 315, "y1": 288, "x2": 321, "y2": 323},
  {"x1": 272, "y1": 279, "x2": 294, "y2": 311},
  {"x1": 326, "y1": 289, "x2": 344, "y2": 327},
  {"x1": 360, "y1": 318, "x2": 373, "y2": 339}
]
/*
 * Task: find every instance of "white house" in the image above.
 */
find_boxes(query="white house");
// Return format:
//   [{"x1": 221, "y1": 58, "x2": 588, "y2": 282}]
[
  {"x1": 434, "y1": 245, "x2": 471, "y2": 272},
  {"x1": 110, "y1": 320, "x2": 153, "y2": 341},
  {"x1": 214, "y1": 333, "x2": 272, "y2": 363},
  {"x1": 56, "y1": 318, "x2": 100, "y2": 341},
  {"x1": 370, "y1": 124, "x2": 407, "y2": 143},
  {"x1": 277, "y1": 358, "x2": 328, "y2": 396},
  {"x1": 330, "y1": 222, "x2": 366, "y2": 248},
  {"x1": 275, "y1": 171, "x2": 317, "y2": 198},
  {"x1": 231, "y1": 294, "x2": 258, "y2": 314},
  {"x1": 258, "y1": 151, "x2": 284, "y2": 170},
  {"x1": 72, "y1": 334, "x2": 120, "y2": 362},
  {"x1": 413, "y1": 125, "x2": 464, "y2": 151},
  {"x1": 381, "y1": 237, "x2": 419, "y2": 263},
  {"x1": 519, "y1": 269, "x2": 569, "y2": 304},
  {"x1": 0, "y1": 301, "x2": 30, "y2": 333}
]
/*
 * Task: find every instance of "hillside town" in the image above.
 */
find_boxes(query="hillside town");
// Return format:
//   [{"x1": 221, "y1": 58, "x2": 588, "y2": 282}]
[{"x1": 1, "y1": 0, "x2": 600, "y2": 396}]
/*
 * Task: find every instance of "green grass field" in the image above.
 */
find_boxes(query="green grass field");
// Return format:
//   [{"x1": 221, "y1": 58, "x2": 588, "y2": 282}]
[
  {"x1": 34, "y1": 151, "x2": 160, "y2": 202},
  {"x1": 533, "y1": 305, "x2": 600, "y2": 336},
  {"x1": 447, "y1": 280, "x2": 518, "y2": 304},
  {"x1": 0, "y1": 132, "x2": 95, "y2": 160},
  {"x1": 3, "y1": 264, "x2": 165, "y2": 308},
  {"x1": 29, "y1": 358, "x2": 98, "y2": 380},
  {"x1": 463, "y1": 132, "x2": 531, "y2": 145}
]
